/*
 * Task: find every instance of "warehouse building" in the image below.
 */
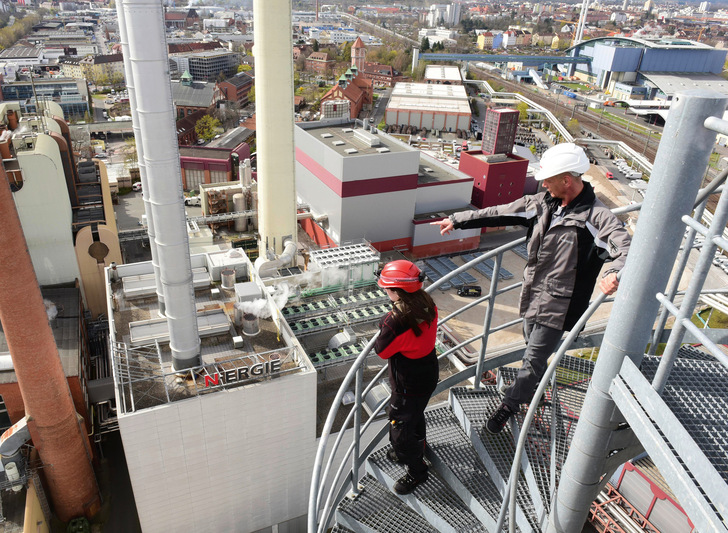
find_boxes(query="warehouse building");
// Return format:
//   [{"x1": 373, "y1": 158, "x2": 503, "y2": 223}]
[{"x1": 385, "y1": 82, "x2": 471, "y2": 133}]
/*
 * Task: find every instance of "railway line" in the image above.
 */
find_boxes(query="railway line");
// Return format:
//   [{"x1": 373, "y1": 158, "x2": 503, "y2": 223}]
[{"x1": 471, "y1": 67, "x2": 660, "y2": 162}]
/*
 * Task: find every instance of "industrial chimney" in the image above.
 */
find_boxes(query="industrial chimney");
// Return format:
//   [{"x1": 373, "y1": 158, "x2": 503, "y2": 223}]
[
  {"x1": 0, "y1": 167, "x2": 101, "y2": 521},
  {"x1": 120, "y1": 0, "x2": 201, "y2": 370},
  {"x1": 254, "y1": 0, "x2": 298, "y2": 263}
]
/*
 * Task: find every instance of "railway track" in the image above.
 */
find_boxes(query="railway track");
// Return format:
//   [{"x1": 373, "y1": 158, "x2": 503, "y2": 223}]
[{"x1": 471, "y1": 68, "x2": 659, "y2": 163}]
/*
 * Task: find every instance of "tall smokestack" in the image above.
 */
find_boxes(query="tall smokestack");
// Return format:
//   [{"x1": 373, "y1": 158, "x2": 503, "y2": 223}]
[
  {"x1": 121, "y1": 0, "x2": 201, "y2": 370},
  {"x1": 115, "y1": 0, "x2": 165, "y2": 315},
  {"x1": 254, "y1": 0, "x2": 298, "y2": 258},
  {"x1": 0, "y1": 168, "x2": 101, "y2": 521}
]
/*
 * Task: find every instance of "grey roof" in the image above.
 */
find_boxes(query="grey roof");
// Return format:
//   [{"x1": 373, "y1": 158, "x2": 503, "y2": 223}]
[
  {"x1": 211, "y1": 127, "x2": 254, "y2": 149},
  {"x1": 0, "y1": 287, "x2": 81, "y2": 384},
  {"x1": 223, "y1": 71, "x2": 253, "y2": 88},
  {"x1": 170, "y1": 79, "x2": 215, "y2": 107},
  {"x1": 639, "y1": 72, "x2": 728, "y2": 97},
  {"x1": 0, "y1": 46, "x2": 43, "y2": 59}
]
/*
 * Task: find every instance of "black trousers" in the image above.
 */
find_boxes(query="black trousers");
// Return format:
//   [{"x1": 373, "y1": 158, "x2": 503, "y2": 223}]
[{"x1": 388, "y1": 392, "x2": 431, "y2": 477}]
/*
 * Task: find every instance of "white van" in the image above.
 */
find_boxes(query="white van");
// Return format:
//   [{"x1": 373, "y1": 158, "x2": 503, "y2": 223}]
[
  {"x1": 184, "y1": 196, "x2": 201, "y2": 206},
  {"x1": 132, "y1": 182, "x2": 142, "y2": 191}
]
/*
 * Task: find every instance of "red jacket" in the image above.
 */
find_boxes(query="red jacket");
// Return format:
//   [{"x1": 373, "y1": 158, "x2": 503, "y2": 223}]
[{"x1": 375, "y1": 307, "x2": 438, "y2": 360}]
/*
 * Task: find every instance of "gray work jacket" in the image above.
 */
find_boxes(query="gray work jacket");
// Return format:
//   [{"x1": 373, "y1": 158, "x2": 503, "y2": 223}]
[{"x1": 451, "y1": 182, "x2": 631, "y2": 331}]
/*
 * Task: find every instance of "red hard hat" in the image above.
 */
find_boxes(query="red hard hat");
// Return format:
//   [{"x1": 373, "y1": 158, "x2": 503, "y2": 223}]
[{"x1": 377, "y1": 260, "x2": 424, "y2": 293}]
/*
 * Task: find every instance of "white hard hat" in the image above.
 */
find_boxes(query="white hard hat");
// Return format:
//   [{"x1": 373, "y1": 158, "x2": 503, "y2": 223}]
[{"x1": 535, "y1": 143, "x2": 591, "y2": 181}]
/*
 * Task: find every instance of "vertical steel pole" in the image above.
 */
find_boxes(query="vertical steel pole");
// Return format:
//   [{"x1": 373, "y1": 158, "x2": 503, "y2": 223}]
[
  {"x1": 547, "y1": 90, "x2": 727, "y2": 533},
  {"x1": 351, "y1": 366, "x2": 364, "y2": 496},
  {"x1": 474, "y1": 251, "x2": 503, "y2": 390}
]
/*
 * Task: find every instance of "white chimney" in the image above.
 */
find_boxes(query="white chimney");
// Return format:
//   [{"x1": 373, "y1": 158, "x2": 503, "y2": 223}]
[
  {"x1": 120, "y1": 0, "x2": 201, "y2": 370},
  {"x1": 254, "y1": 0, "x2": 298, "y2": 259}
]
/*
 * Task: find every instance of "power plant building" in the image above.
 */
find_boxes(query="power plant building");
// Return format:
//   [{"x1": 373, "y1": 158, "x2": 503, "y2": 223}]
[
  {"x1": 295, "y1": 120, "x2": 481, "y2": 256},
  {"x1": 385, "y1": 82, "x2": 472, "y2": 133}
]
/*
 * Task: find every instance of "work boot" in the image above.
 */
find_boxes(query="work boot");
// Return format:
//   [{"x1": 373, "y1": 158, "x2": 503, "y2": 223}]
[
  {"x1": 393, "y1": 470, "x2": 428, "y2": 495},
  {"x1": 486, "y1": 402, "x2": 515, "y2": 434}
]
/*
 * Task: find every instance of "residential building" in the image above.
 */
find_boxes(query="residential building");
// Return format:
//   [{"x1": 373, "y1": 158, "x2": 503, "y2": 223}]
[
  {"x1": 215, "y1": 71, "x2": 253, "y2": 107},
  {"x1": 477, "y1": 32, "x2": 494, "y2": 50},
  {"x1": 360, "y1": 62, "x2": 405, "y2": 87},
  {"x1": 305, "y1": 51, "x2": 335, "y2": 75},
  {"x1": 58, "y1": 56, "x2": 85, "y2": 79},
  {"x1": 79, "y1": 53, "x2": 125, "y2": 86}
]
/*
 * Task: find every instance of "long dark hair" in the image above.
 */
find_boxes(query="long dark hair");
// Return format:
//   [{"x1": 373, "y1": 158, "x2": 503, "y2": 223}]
[{"x1": 389, "y1": 288, "x2": 437, "y2": 337}]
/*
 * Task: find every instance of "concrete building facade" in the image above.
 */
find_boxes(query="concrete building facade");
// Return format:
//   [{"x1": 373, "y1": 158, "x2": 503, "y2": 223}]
[{"x1": 386, "y1": 82, "x2": 471, "y2": 132}]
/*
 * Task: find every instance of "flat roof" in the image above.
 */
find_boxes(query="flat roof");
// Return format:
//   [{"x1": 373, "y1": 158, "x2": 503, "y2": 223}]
[
  {"x1": 179, "y1": 146, "x2": 231, "y2": 160},
  {"x1": 424, "y1": 64, "x2": 462, "y2": 83},
  {"x1": 389, "y1": 82, "x2": 471, "y2": 114},
  {"x1": 639, "y1": 72, "x2": 728, "y2": 97},
  {"x1": 300, "y1": 122, "x2": 410, "y2": 156},
  {"x1": 417, "y1": 152, "x2": 472, "y2": 184}
]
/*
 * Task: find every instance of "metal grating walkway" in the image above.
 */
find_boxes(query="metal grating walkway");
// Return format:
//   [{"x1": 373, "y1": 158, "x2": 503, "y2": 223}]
[
  {"x1": 450, "y1": 386, "x2": 542, "y2": 532},
  {"x1": 424, "y1": 406, "x2": 520, "y2": 532},
  {"x1": 367, "y1": 447, "x2": 488, "y2": 533},
  {"x1": 336, "y1": 474, "x2": 438, "y2": 533},
  {"x1": 639, "y1": 355, "x2": 728, "y2": 483}
]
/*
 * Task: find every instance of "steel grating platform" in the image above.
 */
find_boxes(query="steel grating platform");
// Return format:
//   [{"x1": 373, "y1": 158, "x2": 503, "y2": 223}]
[
  {"x1": 498, "y1": 354, "x2": 595, "y2": 511},
  {"x1": 424, "y1": 406, "x2": 520, "y2": 532},
  {"x1": 336, "y1": 474, "x2": 438, "y2": 533},
  {"x1": 639, "y1": 355, "x2": 728, "y2": 483},
  {"x1": 367, "y1": 446, "x2": 487, "y2": 533},
  {"x1": 450, "y1": 386, "x2": 542, "y2": 532},
  {"x1": 330, "y1": 525, "x2": 355, "y2": 533}
]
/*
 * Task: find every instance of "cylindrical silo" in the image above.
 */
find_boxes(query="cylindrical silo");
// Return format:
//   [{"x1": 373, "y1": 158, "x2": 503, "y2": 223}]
[
  {"x1": 233, "y1": 193, "x2": 247, "y2": 232},
  {"x1": 254, "y1": 0, "x2": 298, "y2": 258}
]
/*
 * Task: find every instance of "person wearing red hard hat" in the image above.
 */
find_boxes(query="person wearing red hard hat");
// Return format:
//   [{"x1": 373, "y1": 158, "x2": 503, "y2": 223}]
[
  {"x1": 430, "y1": 143, "x2": 631, "y2": 435},
  {"x1": 374, "y1": 260, "x2": 438, "y2": 495}
]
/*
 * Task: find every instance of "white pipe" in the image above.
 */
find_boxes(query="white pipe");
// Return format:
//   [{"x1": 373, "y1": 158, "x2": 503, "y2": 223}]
[
  {"x1": 0, "y1": 355, "x2": 13, "y2": 371},
  {"x1": 115, "y1": 0, "x2": 165, "y2": 315},
  {"x1": 122, "y1": 0, "x2": 200, "y2": 370},
  {"x1": 254, "y1": 0, "x2": 298, "y2": 257},
  {"x1": 255, "y1": 239, "x2": 297, "y2": 278},
  {"x1": 240, "y1": 158, "x2": 252, "y2": 189}
]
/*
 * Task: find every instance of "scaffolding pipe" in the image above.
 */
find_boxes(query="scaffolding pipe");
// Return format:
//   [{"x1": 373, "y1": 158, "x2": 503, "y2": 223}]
[
  {"x1": 121, "y1": 0, "x2": 200, "y2": 370},
  {"x1": 547, "y1": 90, "x2": 728, "y2": 532}
]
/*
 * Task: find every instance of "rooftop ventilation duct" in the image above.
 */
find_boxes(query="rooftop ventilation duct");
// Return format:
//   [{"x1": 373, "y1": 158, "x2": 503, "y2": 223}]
[{"x1": 120, "y1": 0, "x2": 200, "y2": 370}]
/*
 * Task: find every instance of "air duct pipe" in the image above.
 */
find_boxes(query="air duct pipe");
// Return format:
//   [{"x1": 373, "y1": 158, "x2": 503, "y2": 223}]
[
  {"x1": 254, "y1": 0, "x2": 298, "y2": 258},
  {"x1": 0, "y1": 166, "x2": 101, "y2": 520},
  {"x1": 121, "y1": 0, "x2": 200, "y2": 370},
  {"x1": 240, "y1": 157, "x2": 253, "y2": 189},
  {"x1": 255, "y1": 239, "x2": 297, "y2": 279},
  {"x1": 116, "y1": 0, "x2": 165, "y2": 314}
]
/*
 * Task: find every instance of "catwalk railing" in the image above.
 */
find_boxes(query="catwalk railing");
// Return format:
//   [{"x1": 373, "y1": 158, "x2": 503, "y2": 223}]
[{"x1": 308, "y1": 90, "x2": 728, "y2": 533}]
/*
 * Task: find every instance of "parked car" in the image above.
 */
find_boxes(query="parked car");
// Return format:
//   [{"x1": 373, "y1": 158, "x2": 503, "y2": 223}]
[
  {"x1": 184, "y1": 196, "x2": 201, "y2": 206},
  {"x1": 606, "y1": 171, "x2": 614, "y2": 179},
  {"x1": 457, "y1": 285, "x2": 482, "y2": 297},
  {"x1": 132, "y1": 182, "x2": 142, "y2": 191}
]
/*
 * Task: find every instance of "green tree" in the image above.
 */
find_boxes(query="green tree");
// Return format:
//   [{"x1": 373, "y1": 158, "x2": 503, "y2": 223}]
[
  {"x1": 195, "y1": 115, "x2": 221, "y2": 141},
  {"x1": 517, "y1": 101, "x2": 529, "y2": 122},
  {"x1": 420, "y1": 36, "x2": 430, "y2": 51},
  {"x1": 566, "y1": 118, "x2": 580, "y2": 136},
  {"x1": 248, "y1": 86, "x2": 256, "y2": 104},
  {"x1": 237, "y1": 63, "x2": 252, "y2": 73},
  {"x1": 312, "y1": 39, "x2": 319, "y2": 52},
  {"x1": 122, "y1": 137, "x2": 138, "y2": 170}
]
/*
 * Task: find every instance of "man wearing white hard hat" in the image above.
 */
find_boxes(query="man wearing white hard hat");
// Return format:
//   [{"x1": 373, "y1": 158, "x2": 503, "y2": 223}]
[{"x1": 432, "y1": 143, "x2": 631, "y2": 434}]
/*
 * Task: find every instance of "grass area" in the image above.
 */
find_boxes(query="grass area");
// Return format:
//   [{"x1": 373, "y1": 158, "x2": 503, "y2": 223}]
[
  {"x1": 692, "y1": 307, "x2": 728, "y2": 328},
  {"x1": 708, "y1": 152, "x2": 721, "y2": 170},
  {"x1": 586, "y1": 107, "x2": 660, "y2": 139},
  {"x1": 560, "y1": 82, "x2": 592, "y2": 92}
]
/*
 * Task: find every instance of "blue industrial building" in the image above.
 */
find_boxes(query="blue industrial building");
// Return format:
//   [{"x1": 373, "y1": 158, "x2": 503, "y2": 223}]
[{"x1": 565, "y1": 37, "x2": 728, "y2": 100}]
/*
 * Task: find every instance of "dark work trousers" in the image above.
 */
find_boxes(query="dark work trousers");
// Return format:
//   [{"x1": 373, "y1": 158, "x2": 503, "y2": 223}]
[
  {"x1": 388, "y1": 392, "x2": 431, "y2": 477},
  {"x1": 503, "y1": 318, "x2": 564, "y2": 412}
]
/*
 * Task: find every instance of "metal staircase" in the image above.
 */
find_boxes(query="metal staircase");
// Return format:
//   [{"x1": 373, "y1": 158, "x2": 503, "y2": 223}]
[{"x1": 309, "y1": 91, "x2": 728, "y2": 532}]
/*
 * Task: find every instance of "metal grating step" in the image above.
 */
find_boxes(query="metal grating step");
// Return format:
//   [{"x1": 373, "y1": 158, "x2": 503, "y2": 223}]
[
  {"x1": 336, "y1": 474, "x2": 438, "y2": 533},
  {"x1": 639, "y1": 355, "x2": 728, "y2": 484},
  {"x1": 498, "y1": 354, "x2": 595, "y2": 512},
  {"x1": 610, "y1": 356, "x2": 728, "y2": 532},
  {"x1": 424, "y1": 405, "x2": 520, "y2": 532},
  {"x1": 367, "y1": 446, "x2": 487, "y2": 533},
  {"x1": 450, "y1": 386, "x2": 543, "y2": 532},
  {"x1": 330, "y1": 525, "x2": 355, "y2": 533}
]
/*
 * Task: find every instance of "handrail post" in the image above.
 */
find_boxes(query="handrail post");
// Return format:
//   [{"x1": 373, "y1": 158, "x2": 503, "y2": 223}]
[
  {"x1": 474, "y1": 251, "x2": 503, "y2": 390},
  {"x1": 351, "y1": 365, "x2": 364, "y2": 497}
]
